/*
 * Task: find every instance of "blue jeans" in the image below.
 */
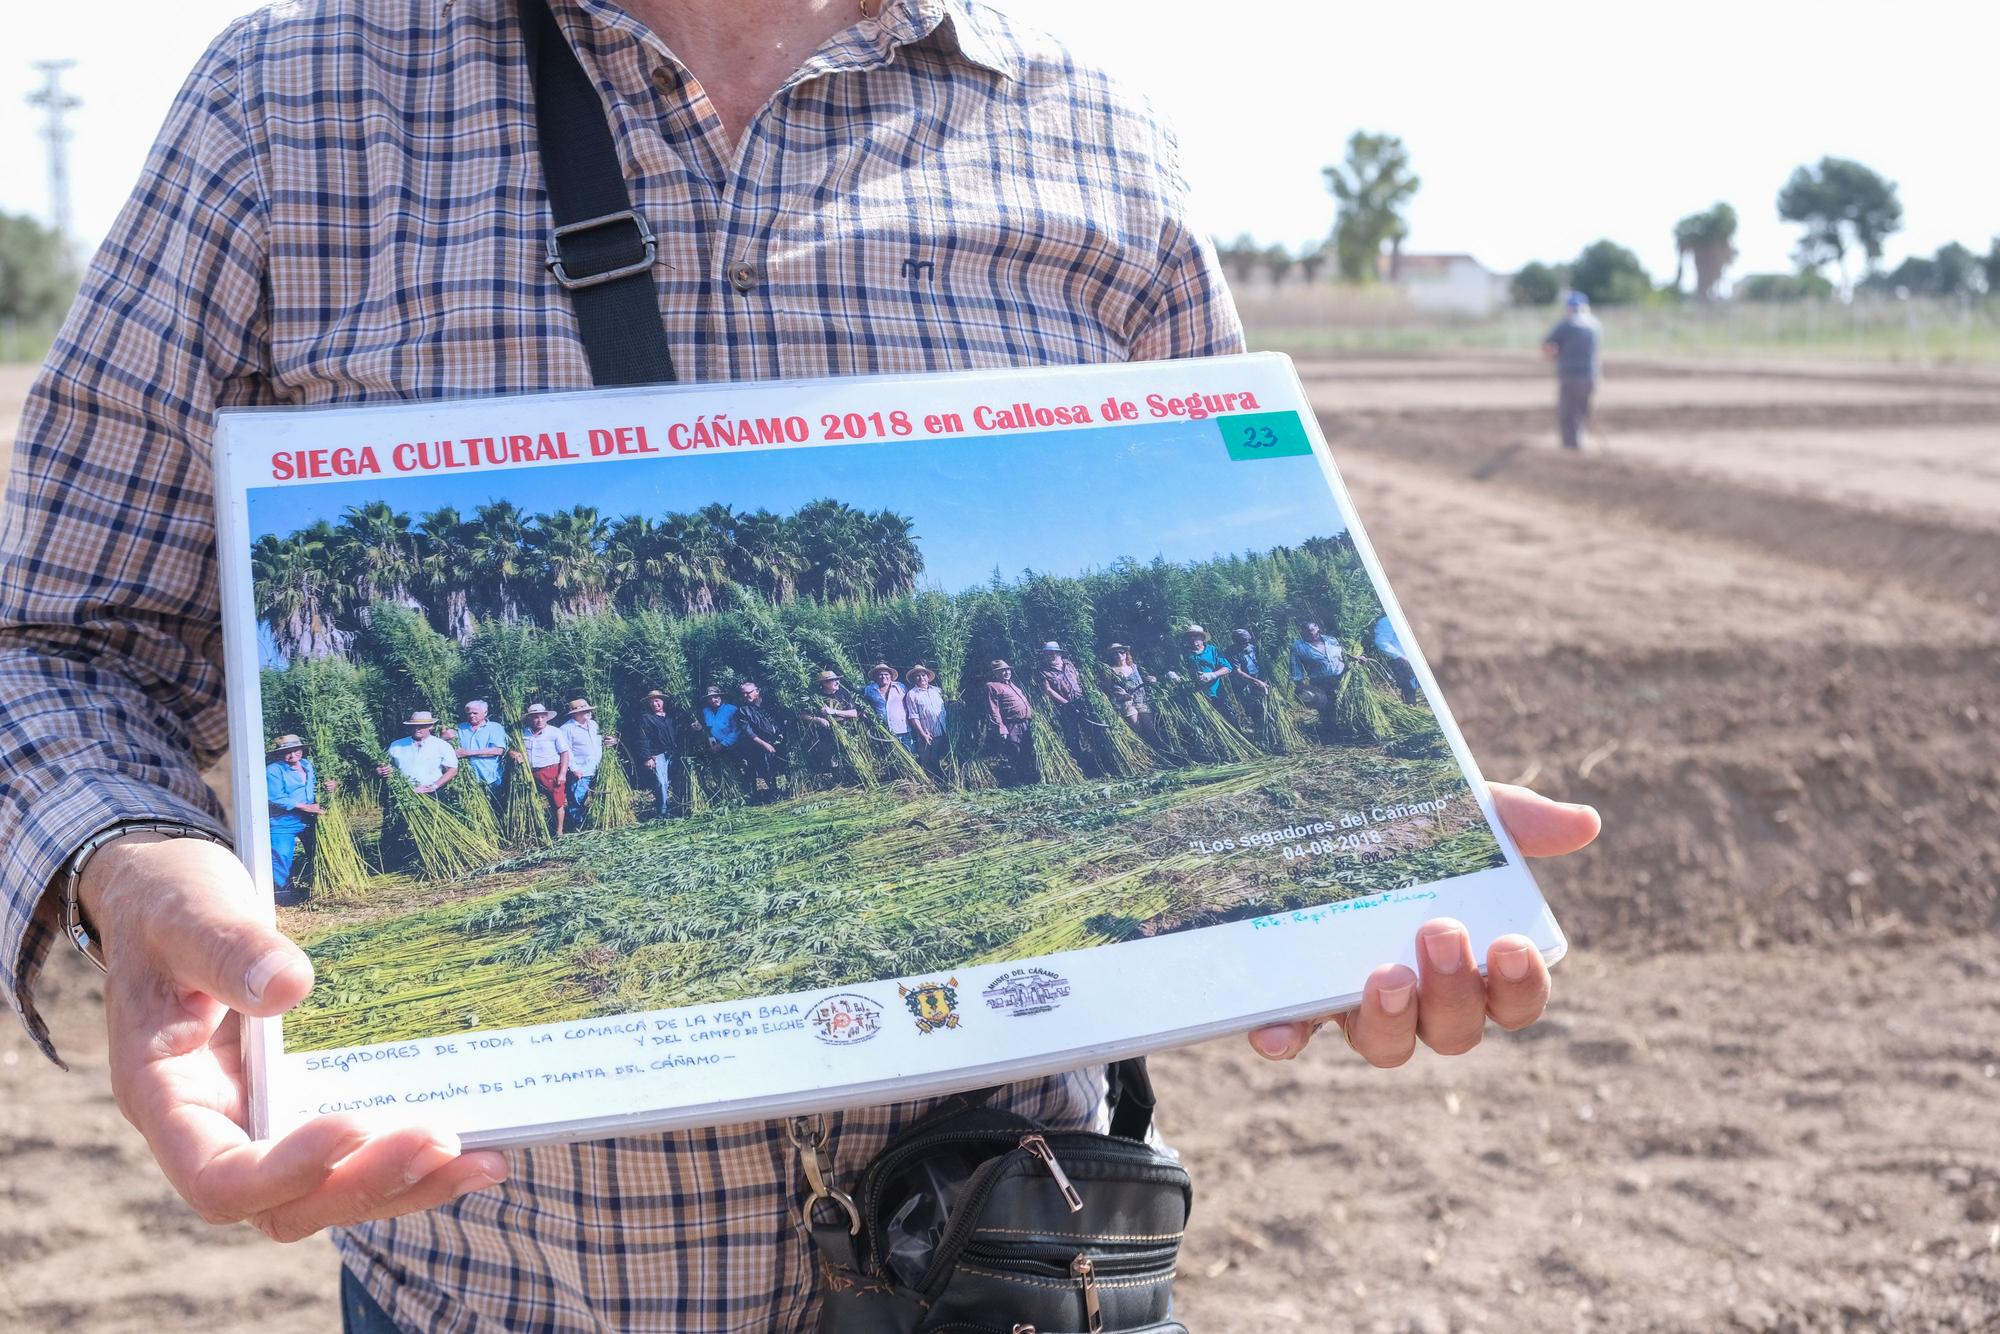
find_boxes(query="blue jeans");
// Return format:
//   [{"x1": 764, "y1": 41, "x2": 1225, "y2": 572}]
[
  {"x1": 269, "y1": 812, "x2": 306, "y2": 891},
  {"x1": 340, "y1": 1266, "x2": 403, "y2": 1333},
  {"x1": 648, "y1": 751, "x2": 671, "y2": 815},
  {"x1": 566, "y1": 772, "x2": 594, "y2": 829}
]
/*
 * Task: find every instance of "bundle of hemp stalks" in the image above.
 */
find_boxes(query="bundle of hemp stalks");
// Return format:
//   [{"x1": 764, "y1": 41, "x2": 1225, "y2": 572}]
[
  {"x1": 500, "y1": 731, "x2": 555, "y2": 847},
  {"x1": 1331, "y1": 658, "x2": 1391, "y2": 744},
  {"x1": 383, "y1": 774, "x2": 500, "y2": 881},
  {"x1": 442, "y1": 765, "x2": 503, "y2": 846},
  {"x1": 306, "y1": 796, "x2": 371, "y2": 902},
  {"x1": 1152, "y1": 679, "x2": 1262, "y2": 765},
  {"x1": 1028, "y1": 715, "x2": 1088, "y2": 786}
]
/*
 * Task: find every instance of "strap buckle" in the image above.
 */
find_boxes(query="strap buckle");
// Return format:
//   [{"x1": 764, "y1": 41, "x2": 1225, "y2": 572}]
[{"x1": 545, "y1": 209, "x2": 657, "y2": 290}]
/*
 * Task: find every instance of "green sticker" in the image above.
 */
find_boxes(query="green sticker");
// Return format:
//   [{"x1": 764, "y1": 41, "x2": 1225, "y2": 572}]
[{"x1": 1220, "y1": 411, "x2": 1313, "y2": 461}]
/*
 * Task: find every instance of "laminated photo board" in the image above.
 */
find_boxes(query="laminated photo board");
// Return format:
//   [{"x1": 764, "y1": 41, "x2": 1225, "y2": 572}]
[{"x1": 215, "y1": 353, "x2": 1565, "y2": 1146}]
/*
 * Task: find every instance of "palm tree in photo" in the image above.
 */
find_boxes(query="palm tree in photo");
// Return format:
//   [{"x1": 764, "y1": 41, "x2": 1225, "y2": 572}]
[
  {"x1": 729, "y1": 508, "x2": 807, "y2": 604},
  {"x1": 335, "y1": 500, "x2": 423, "y2": 614},
  {"x1": 792, "y1": 498, "x2": 874, "y2": 603},
  {"x1": 655, "y1": 510, "x2": 730, "y2": 615},
  {"x1": 864, "y1": 509, "x2": 924, "y2": 599},
  {"x1": 252, "y1": 525, "x2": 350, "y2": 661},
  {"x1": 415, "y1": 506, "x2": 480, "y2": 643},
  {"x1": 529, "y1": 505, "x2": 612, "y2": 619},
  {"x1": 470, "y1": 500, "x2": 536, "y2": 623}
]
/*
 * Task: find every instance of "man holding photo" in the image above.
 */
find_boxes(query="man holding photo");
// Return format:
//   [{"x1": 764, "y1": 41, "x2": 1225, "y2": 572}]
[{"x1": 0, "y1": 2, "x2": 1600, "y2": 1330}]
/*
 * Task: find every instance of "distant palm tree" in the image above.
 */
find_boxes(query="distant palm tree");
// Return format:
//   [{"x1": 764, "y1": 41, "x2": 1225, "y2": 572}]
[
  {"x1": 336, "y1": 500, "x2": 422, "y2": 613},
  {"x1": 865, "y1": 510, "x2": 923, "y2": 599},
  {"x1": 729, "y1": 508, "x2": 807, "y2": 604},
  {"x1": 415, "y1": 507, "x2": 479, "y2": 643},
  {"x1": 252, "y1": 524, "x2": 350, "y2": 661},
  {"x1": 470, "y1": 500, "x2": 536, "y2": 623},
  {"x1": 1673, "y1": 202, "x2": 1739, "y2": 301},
  {"x1": 529, "y1": 506, "x2": 612, "y2": 619}
]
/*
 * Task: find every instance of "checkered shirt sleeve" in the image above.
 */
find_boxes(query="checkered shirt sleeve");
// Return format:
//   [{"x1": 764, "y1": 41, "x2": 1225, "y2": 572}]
[{"x1": 0, "y1": 20, "x2": 271, "y2": 1061}]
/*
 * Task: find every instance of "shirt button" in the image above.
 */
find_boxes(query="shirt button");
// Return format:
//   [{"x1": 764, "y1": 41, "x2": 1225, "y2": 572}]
[
  {"x1": 730, "y1": 263, "x2": 758, "y2": 292},
  {"x1": 650, "y1": 64, "x2": 676, "y2": 92}
]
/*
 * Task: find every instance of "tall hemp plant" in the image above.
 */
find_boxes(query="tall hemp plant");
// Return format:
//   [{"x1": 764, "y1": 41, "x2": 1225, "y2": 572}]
[
  {"x1": 1019, "y1": 573, "x2": 1153, "y2": 777},
  {"x1": 619, "y1": 610, "x2": 713, "y2": 814}
]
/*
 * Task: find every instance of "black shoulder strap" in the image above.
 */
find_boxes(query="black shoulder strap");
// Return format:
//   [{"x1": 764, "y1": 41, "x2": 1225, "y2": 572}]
[
  {"x1": 1105, "y1": 1057, "x2": 1156, "y2": 1141},
  {"x1": 516, "y1": 0, "x2": 676, "y2": 386}
]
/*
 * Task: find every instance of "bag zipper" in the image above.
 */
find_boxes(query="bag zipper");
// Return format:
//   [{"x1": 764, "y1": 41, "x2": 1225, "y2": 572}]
[
  {"x1": 1018, "y1": 1133, "x2": 1084, "y2": 1213},
  {"x1": 1071, "y1": 1253, "x2": 1103, "y2": 1333}
]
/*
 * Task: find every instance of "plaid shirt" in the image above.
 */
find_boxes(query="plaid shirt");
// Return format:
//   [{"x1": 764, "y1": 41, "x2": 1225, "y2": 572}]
[{"x1": 0, "y1": 0, "x2": 1241, "y2": 1327}]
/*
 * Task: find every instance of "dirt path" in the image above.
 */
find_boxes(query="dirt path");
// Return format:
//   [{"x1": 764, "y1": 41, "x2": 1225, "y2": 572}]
[{"x1": 4, "y1": 354, "x2": 1998, "y2": 1332}]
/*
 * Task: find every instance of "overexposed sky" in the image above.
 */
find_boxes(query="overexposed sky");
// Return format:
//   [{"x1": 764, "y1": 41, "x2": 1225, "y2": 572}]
[{"x1": 2, "y1": 0, "x2": 1994, "y2": 283}]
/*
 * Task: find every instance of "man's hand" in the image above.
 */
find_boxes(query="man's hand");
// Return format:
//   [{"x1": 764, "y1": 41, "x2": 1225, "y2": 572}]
[
  {"x1": 82, "y1": 833, "x2": 507, "y2": 1241},
  {"x1": 1247, "y1": 783, "x2": 1599, "y2": 1065}
]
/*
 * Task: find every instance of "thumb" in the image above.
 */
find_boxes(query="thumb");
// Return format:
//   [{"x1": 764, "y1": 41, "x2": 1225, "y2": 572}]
[
  {"x1": 1488, "y1": 782, "x2": 1601, "y2": 859},
  {"x1": 110, "y1": 837, "x2": 315, "y2": 1016}
]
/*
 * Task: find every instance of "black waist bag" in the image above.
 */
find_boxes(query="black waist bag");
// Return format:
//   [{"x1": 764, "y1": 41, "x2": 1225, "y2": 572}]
[{"x1": 812, "y1": 1059, "x2": 1190, "y2": 1334}]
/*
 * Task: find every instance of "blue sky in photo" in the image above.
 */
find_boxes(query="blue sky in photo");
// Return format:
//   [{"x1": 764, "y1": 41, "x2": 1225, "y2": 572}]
[{"x1": 246, "y1": 418, "x2": 1349, "y2": 594}]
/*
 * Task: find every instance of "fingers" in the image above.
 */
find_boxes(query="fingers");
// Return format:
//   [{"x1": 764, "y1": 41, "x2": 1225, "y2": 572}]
[
  {"x1": 248, "y1": 1131, "x2": 508, "y2": 1244},
  {"x1": 1414, "y1": 919, "x2": 1487, "y2": 1056},
  {"x1": 1246, "y1": 963, "x2": 1417, "y2": 1065},
  {"x1": 1337, "y1": 963, "x2": 1419, "y2": 1068},
  {"x1": 97, "y1": 837, "x2": 314, "y2": 1017},
  {"x1": 1488, "y1": 783, "x2": 1601, "y2": 858},
  {"x1": 146, "y1": 1103, "x2": 506, "y2": 1242},
  {"x1": 1485, "y1": 934, "x2": 1551, "y2": 1032}
]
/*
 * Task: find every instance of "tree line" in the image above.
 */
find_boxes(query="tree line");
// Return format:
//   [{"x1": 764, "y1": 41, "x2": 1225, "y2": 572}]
[
  {"x1": 1215, "y1": 136, "x2": 2000, "y2": 307},
  {"x1": 252, "y1": 497, "x2": 923, "y2": 663}
]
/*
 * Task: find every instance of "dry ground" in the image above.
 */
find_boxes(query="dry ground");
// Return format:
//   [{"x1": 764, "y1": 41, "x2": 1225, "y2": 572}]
[{"x1": 2, "y1": 354, "x2": 1998, "y2": 1332}]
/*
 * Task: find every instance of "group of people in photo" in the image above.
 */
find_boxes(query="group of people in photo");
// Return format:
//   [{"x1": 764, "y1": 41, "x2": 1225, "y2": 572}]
[{"x1": 265, "y1": 613, "x2": 1426, "y2": 894}]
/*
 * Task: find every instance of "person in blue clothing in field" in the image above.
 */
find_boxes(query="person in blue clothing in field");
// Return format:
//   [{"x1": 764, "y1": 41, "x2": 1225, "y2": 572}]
[
  {"x1": 1542, "y1": 291, "x2": 1603, "y2": 451},
  {"x1": 265, "y1": 735, "x2": 335, "y2": 905},
  {"x1": 1371, "y1": 614, "x2": 1423, "y2": 705},
  {"x1": 449, "y1": 699, "x2": 509, "y2": 804}
]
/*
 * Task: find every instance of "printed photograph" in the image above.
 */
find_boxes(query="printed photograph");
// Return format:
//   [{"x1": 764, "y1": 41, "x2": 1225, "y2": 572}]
[{"x1": 250, "y1": 418, "x2": 1504, "y2": 1051}]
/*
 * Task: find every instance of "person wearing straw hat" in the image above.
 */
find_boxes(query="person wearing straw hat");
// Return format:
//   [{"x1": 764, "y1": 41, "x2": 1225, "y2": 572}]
[
  {"x1": 375, "y1": 711, "x2": 457, "y2": 794},
  {"x1": 983, "y1": 659, "x2": 1036, "y2": 784},
  {"x1": 800, "y1": 669, "x2": 862, "y2": 778},
  {"x1": 1100, "y1": 644, "x2": 1160, "y2": 743},
  {"x1": 265, "y1": 735, "x2": 336, "y2": 904},
  {"x1": 863, "y1": 663, "x2": 915, "y2": 755},
  {"x1": 450, "y1": 699, "x2": 509, "y2": 801},
  {"x1": 559, "y1": 699, "x2": 615, "y2": 831},
  {"x1": 635, "y1": 689, "x2": 680, "y2": 821},
  {"x1": 1181, "y1": 625, "x2": 1239, "y2": 702},
  {"x1": 517, "y1": 704, "x2": 572, "y2": 836},
  {"x1": 903, "y1": 665, "x2": 948, "y2": 775}
]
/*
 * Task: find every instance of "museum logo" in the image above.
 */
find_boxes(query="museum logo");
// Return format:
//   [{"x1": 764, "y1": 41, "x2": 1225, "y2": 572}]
[{"x1": 981, "y1": 967, "x2": 1071, "y2": 1018}]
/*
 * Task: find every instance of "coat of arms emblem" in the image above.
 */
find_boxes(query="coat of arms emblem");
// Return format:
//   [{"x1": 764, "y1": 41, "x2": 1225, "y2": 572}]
[{"x1": 898, "y1": 977, "x2": 962, "y2": 1034}]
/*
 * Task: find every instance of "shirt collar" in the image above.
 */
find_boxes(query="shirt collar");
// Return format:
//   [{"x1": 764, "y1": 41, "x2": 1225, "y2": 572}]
[
  {"x1": 879, "y1": 0, "x2": 1019, "y2": 81},
  {"x1": 485, "y1": 0, "x2": 1019, "y2": 82}
]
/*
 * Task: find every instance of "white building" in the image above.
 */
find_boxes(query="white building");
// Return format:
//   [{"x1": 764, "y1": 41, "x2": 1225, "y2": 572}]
[{"x1": 1379, "y1": 253, "x2": 1510, "y2": 317}]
